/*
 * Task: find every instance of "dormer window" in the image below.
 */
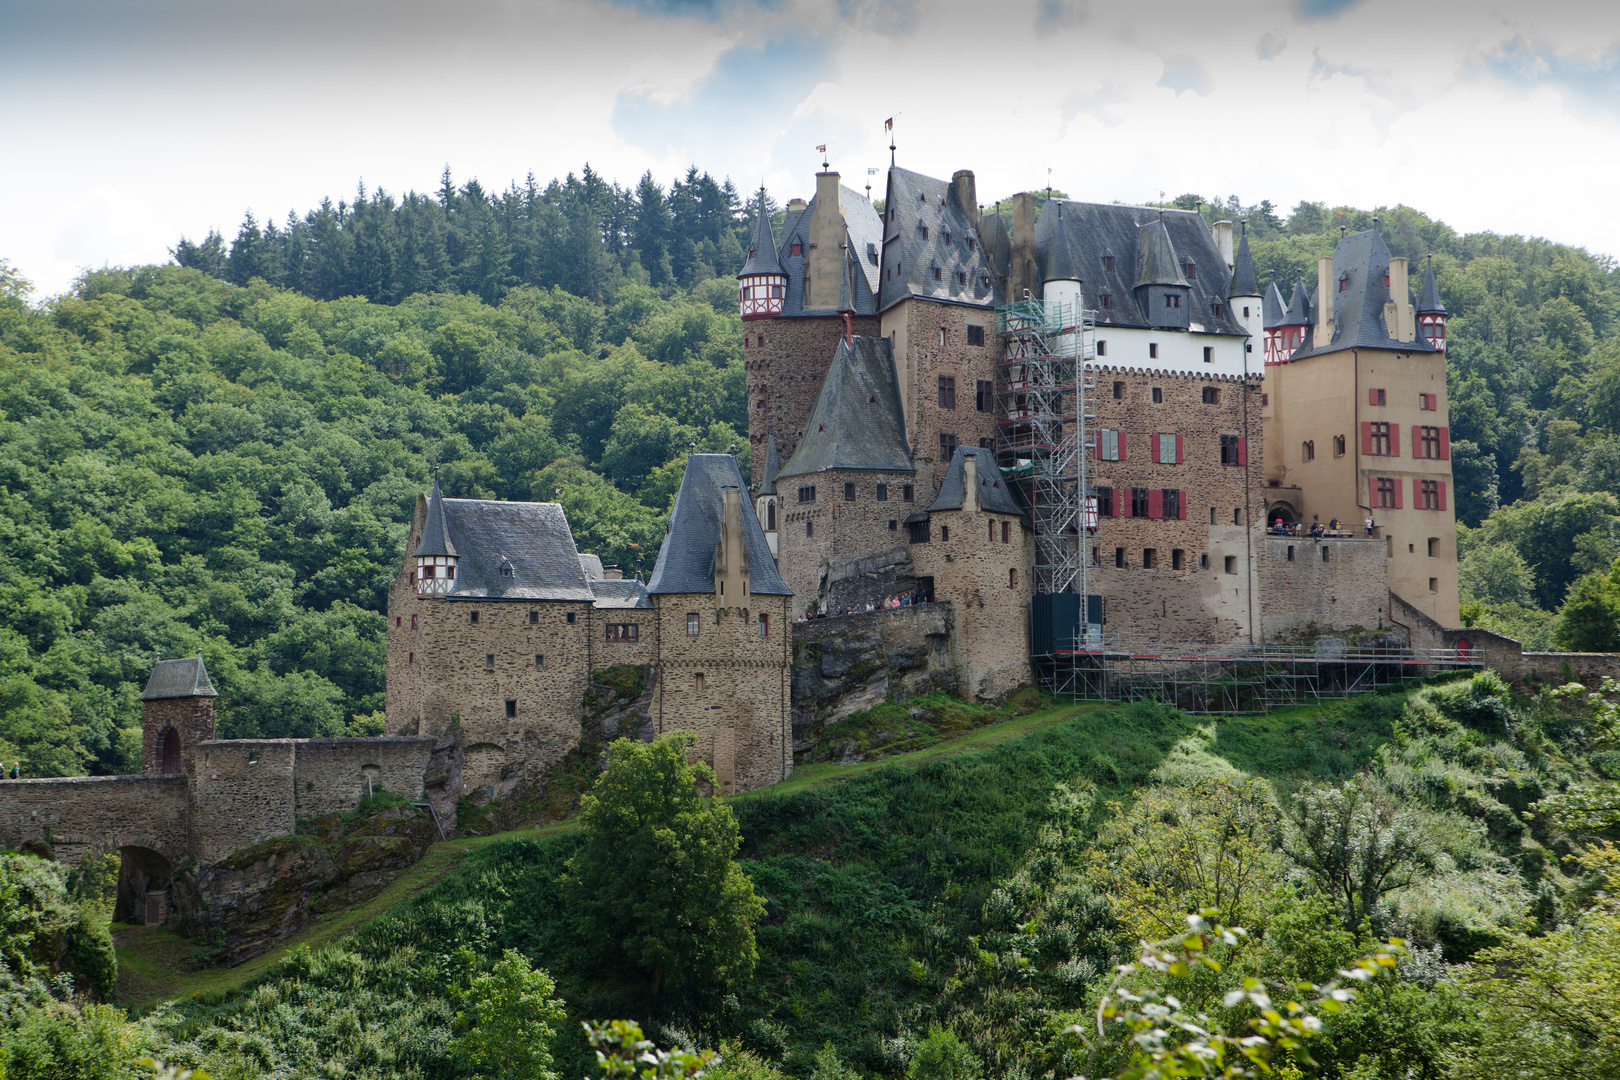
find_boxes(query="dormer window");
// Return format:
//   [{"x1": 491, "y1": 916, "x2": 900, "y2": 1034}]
[
  {"x1": 957, "y1": 271, "x2": 968, "y2": 285},
  {"x1": 1339, "y1": 273, "x2": 1350, "y2": 292},
  {"x1": 967, "y1": 238, "x2": 976, "y2": 252},
  {"x1": 919, "y1": 193, "x2": 926, "y2": 202},
  {"x1": 1100, "y1": 294, "x2": 1112, "y2": 309},
  {"x1": 933, "y1": 267, "x2": 942, "y2": 281},
  {"x1": 943, "y1": 230, "x2": 952, "y2": 244},
  {"x1": 921, "y1": 225, "x2": 930, "y2": 240},
  {"x1": 1185, "y1": 263, "x2": 1196, "y2": 278},
  {"x1": 1212, "y1": 303, "x2": 1223, "y2": 317},
  {"x1": 791, "y1": 243, "x2": 802, "y2": 256},
  {"x1": 1102, "y1": 255, "x2": 1115, "y2": 271}
]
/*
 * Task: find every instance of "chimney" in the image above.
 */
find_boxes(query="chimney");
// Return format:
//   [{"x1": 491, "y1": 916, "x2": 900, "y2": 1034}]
[
  {"x1": 952, "y1": 170, "x2": 978, "y2": 225},
  {"x1": 603, "y1": 566, "x2": 623, "y2": 580},
  {"x1": 1010, "y1": 192, "x2": 1037, "y2": 300},
  {"x1": 716, "y1": 486, "x2": 748, "y2": 600},
  {"x1": 1316, "y1": 257, "x2": 1335, "y2": 345},
  {"x1": 1386, "y1": 256, "x2": 1413, "y2": 341},
  {"x1": 787, "y1": 198, "x2": 807, "y2": 213},
  {"x1": 963, "y1": 452, "x2": 979, "y2": 513},
  {"x1": 805, "y1": 171, "x2": 845, "y2": 310},
  {"x1": 1212, "y1": 221, "x2": 1234, "y2": 272}
]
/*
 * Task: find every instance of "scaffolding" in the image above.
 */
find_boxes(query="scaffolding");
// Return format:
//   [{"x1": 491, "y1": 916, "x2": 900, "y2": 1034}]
[
  {"x1": 1034, "y1": 638, "x2": 1484, "y2": 715},
  {"x1": 995, "y1": 299, "x2": 1096, "y2": 602}
]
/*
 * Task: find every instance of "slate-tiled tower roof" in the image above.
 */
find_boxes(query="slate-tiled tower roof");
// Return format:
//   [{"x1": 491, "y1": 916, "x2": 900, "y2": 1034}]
[
  {"x1": 928, "y1": 445, "x2": 1025, "y2": 517},
  {"x1": 1034, "y1": 201, "x2": 1249, "y2": 334},
  {"x1": 1228, "y1": 225, "x2": 1261, "y2": 298},
  {"x1": 413, "y1": 477, "x2": 457, "y2": 558},
  {"x1": 141, "y1": 657, "x2": 217, "y2": 700},
  {"x1": 738, "y1": 189, "x2": 783, "y2": 278},
  {"x1": 1418, "y1": 257, "x2": 1446, "y2": 315},
  {"x1": 1284, "y1": 280, "x2": 1313, "y2": 326},
  {"x1": 757, "y1": 434, "x2": 782, "y2": 496},
  {"x1": 1262, "y1": 278, "x2": 1288, "y2": 328},
  {"x1": 878, "y1": 166, "x2": 1000, "y2": 312},
  {"x1": 1293, "y1": 229, "x2": 1439, "y2": 359},
  {"x1": 778, "y1": 336, "x2": 914, "y2": 477},
  {"x1": 648, "y1": 454, "x2": 791, "y2": 596}
]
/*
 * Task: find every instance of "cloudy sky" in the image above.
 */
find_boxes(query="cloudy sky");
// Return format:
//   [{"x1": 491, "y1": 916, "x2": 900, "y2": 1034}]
[{"x1": 3, "y1": 0, "x2": 1618, "y2": 298}]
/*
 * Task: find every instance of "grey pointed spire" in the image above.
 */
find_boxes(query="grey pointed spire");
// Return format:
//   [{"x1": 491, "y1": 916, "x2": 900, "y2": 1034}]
[
  {"x1": 413, "y1": 476, "x2": 457, "y2": 558},
  {"x1": 758, "y1": 434, "x2": 781, "y2": 496},
  {"x1": 738, "y1": 189, "x2": 782, "y2": 278},
  {"x1": 1417, "y1": 256, "x2": 1445, "y2": 315},
  {"x1": 1227, "y1": 224, "x2": 1260, "y2": 298},
  {"x1": 1262, "y1": 276, "x2": 1287, "y2": 328},
  {"x1": 1284, "y1": 279, "x2": 1312, "y2": 326}
]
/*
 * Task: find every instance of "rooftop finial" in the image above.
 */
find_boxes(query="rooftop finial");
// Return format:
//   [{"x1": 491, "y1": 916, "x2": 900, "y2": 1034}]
[{"x1": 885, "y1": 115, "x2": 896, "y2": 167}]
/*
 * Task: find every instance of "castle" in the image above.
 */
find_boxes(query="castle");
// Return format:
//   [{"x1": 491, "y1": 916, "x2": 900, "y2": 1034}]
[{"x1": 0, "y1": 158, "x2": 1474, "y2": 920}]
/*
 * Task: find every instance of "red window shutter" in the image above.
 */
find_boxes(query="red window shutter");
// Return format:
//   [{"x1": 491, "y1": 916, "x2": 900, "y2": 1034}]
[
  {"x1": 1117, "y1": 488, "x2": 1127, "y2": 517},
  {"x1": 1151, "y1": 433, "x2": 1160, "y2": 462},
  {"x1": 1389, "y1": 424, "x2": 1400, "y2": 457},
  {"x1": 1369, "y1": 478, "x2": 1377, "y2": 507},
  {"x1": 1361, "y1": 422, "x2": 1373, "y2": 456},
  {"x1": 1148, "y1": 489, "x2": 1163, "y2": 518},
  {"x1": 1179, "y1": 491, "x2": 1188, "y2": 519},
  {"x1": 1412, "y1": 425, "x2": 1422, "y2": 457},
  {"x1": 1237, "y1": 436, "x2": 1248, "y2": 466},
  {"x1": 1175, "y1": 434, "x2": 1184, "y2": 463},
  {"x1": 1437, "y1": 481, "x2": 1447, "y2": 512},
  {"x1": 1369, "y1": 388, "x2": 1378, "y2": 406},
  {"x1": 1118, "y1": 431, "x2": 1127, "y2": 461},
  {"x1": 1094, "y1": 430, "x2": 1102, "y2": 458},
  {"x1": 1393, "y1": 479, "x2": 1403, "y2": 509},
  {"x1": 1439, "y1": 427, "x2": 1450, "y2": 460}
]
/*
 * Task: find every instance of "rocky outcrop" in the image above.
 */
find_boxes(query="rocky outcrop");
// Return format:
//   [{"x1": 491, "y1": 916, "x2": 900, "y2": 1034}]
[{"x1": 170, "y1": 803, "x2": 437, "y2": 967}]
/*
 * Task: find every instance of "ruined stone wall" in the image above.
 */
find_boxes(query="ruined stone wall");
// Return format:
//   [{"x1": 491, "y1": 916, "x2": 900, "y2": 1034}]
[
  {"x1": 774, "y1": 467, "x2": 920, "y2": 619},
  {"x1": 1258, "y1": 536, "x2": 1389, "y2": 640},
  {"x1": 881, "y1": 300, "x2": 999, "y2": 496},
  {"x1": 911, "y1": 508, "x2": 1034, "y2": 699},
  {"x1": 292, "y1": 737, "x2": 436, "y2": 818},
  {"x1": 650, "y1": 594, "x2": 793, "y2": 795},
  {"x1": 191, "y1": 740, "x2": 299, "y2": 864},
  {"x1": 1086, "y1": 369, "x2": 1267, "y2": 643},
  {"x1": 745, "y1": 314, "x2": 879, "y2": 482},
  {"x1": 0, "y1": 775, "x2": 190, "y2": 867},
  {"x1": 791, "y1": 598, "x2": 956, "y2": 738}
]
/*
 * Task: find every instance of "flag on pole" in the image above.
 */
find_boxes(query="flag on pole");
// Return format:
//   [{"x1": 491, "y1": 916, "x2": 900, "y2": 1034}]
[
  {"x1": 816, "y1": 144, "x2": 827, "y2": 154},
  {"x1": 884, "y1": 117, "x2": 893, "y2": 131}
]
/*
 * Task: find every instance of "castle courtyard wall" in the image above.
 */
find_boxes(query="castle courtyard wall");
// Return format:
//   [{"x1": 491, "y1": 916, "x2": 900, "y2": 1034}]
[
  {"x1": 292, "y1": 737, "x2": 436, "y2": 818},
  {"x1": 190, "y1": 740, "x2": 300, "y2": 863},
  {"x1": 1258, "y1": 536, "x2": 1388, "y2": 640}
]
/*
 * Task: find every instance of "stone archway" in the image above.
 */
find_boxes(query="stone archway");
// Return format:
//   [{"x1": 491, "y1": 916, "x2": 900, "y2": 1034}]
[
  {"x1": 1266, "y1": 499, "x2": 1300, "y2": 526},
  {"x1": 115, "y1": 845, "x2": 174, "y2": 925},
  {"x1": 160, "y1": 728, "x2": 182, "y2": 774}
]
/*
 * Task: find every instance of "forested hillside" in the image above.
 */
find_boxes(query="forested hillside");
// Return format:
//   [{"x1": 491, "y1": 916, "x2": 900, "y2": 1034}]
[{"x1": 2, "y1": 167, "x2": 1620, "y2": 779}]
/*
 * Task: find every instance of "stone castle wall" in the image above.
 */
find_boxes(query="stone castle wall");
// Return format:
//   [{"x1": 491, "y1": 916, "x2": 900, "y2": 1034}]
[
  {"x1": 911, "y1": 506, "x2": 1034, "y2": 699},
  {"x1": 292, "y1": 737, "x2": 436, "y2": 818},
  {"x1": 190, "y1": 740, "x2": 299, "y2": 864},
  {"x1": 1258, "y1": 536, "x2": 1389, "y2": 640},
  {"x1": 650, "y1": 594, "x2": 793, "y2": 795},
  {"x1": 0, "y1": 775, "x2": 190, "y2": 868},
  {"x1": 1085, "y1": 369, "x2": 1267, "y2": 643},
  {"x1": 745, "y1": 314, "x2": 879, "y2": 482},
  {"x1": 881, "y1": 300, "x2": 999, "y2": 497},
  {"x1": 774, "y1": 467, "x2": 920, "y2": 619}
]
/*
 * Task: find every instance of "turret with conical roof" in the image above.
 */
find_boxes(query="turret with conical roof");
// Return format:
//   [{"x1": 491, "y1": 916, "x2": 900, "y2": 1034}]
[
  {"x1": 1133, "y1": 216, "x2": 1192, "y2": 328},
  {"x1": 1227, "y1": 224, "x2": 1260, "y2": 299},
  {"x1": 738, "y1": 188, "x2": 786, "y2": 320},
  {"x1": 414, "y1": 476, "x2": 459, "y2": 597},
  {"x1": 1417, "y1": 255, "x2": 1446, "y2": 352}
]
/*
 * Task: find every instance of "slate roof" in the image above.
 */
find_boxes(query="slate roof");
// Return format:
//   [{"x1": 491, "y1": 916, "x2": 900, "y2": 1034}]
[
  {"x1": 1418, "y1": 257, "x2": 1446, "y2": 315},
  {"x1": 738, "y1": 189, "x2": 783, "y2": 278},
  {"x1": 1034, "y1": 201, "x2": 1250, "y2": 335},
  {"x1": 579, "y1": 553, "x2": 605, "y2": 580},
  {"x1": 141, "y1": 657, "x2": 217, "y2": 700},
  {"x1": 878, "y1": 166, "x2": 1000, "y2": 312},
  {"x1": 425, "y1": 490, "x2": 597, "y2": 601},
  {"x1": 775, "y1": 184, "x2": 883, "y2": 316},
  {"x1": 778, "y1": 336, "x2": 914, "y2": 477},
  {"x1": 647, "y1": 454, "x2": 792, "y2": 596},
  {"x1": 413, "y1": 477, "x2": 456, "y2": 558},
  {"x1": 928, "y1": 445, "x2": 1025, "y2": 516},
  {"x1": 1282, "y1": 280, "x2": 1312, "y2": 326},
  {"x1": 757, "y1": 434, "x2": 782, "y2": 496},
  {"x1": 1262, "y1": 278, "x2": 1287, "y2": 328},
  {"x1": 1292, "y1": 229, "x2": 1439, "y2": 359},
  {"x1": 1228, "y1": 226, "x2": 1260, "y2": 298},
  {"x1": 590, "y1": 579, "x2": 653, "y2": 609}
]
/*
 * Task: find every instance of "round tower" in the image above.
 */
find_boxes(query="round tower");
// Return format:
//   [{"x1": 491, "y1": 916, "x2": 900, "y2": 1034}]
[
  {"x1": 1227, "y1": 222, "x2": 1264, "y2": 351},
  {"x1": 738, "y1": 188, "x2": 785, "y2": 320},
  {"x1": 415, "y1": 476, "x2": 459, "y2": 597}
]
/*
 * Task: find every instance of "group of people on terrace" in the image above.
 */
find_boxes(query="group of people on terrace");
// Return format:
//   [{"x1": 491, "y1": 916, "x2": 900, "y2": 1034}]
[
  {"x1": 1269, "y1": 515, "x2": 1379, "y2": 540},
  {"x1": 798, "y1": 590, "x2": 932, "y2": 621}
]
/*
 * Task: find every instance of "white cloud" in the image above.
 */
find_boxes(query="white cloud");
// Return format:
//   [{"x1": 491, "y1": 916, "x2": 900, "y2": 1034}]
[{"x1": 3, "y1": 0, "x2": 1620, "y2": 297}]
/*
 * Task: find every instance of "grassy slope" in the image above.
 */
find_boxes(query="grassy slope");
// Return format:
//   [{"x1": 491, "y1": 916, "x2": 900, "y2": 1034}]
[{"x1": 113, "y1": 699, "x2": 1097, "y2": 1008}]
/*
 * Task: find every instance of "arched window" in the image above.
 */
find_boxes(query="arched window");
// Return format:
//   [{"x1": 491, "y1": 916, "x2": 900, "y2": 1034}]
[{"x1": 767, "y1": 501, "x2": 776, "y2": 530}]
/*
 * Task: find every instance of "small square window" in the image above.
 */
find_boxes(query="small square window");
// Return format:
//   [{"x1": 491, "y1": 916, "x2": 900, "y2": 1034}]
[
  {"x1": 694, "y1": 673, "x2": 705, "y2": 691},
  {"x1": 759, "y1": 614, "x2": 769, "y2": 638},
  {"x1": 806, "y1": 520, "x2": 814, "y2": 537},
  {"x1": 485, "y1": 654, "x2": 495, "y2": 668},
  {"x1": 1200, "y1": 553, "x2": 1209, "y2": 569},
  {"x1": 1203, "y1": 346, "x2": 1214, "y2": 363},
  {"x1": 410, "y1": 614, "x2": 417, "y2": 630},
  {"x1": 844, "y1": 482, "x2": 856, "y2": 501},
  {"x1": 1172, "y1": 549, "x2": 1184, "y2": 570},
  {"x1": 1149, "y1": 342, "x2": 1158, "y2": 359},
  {"x1": 566, "y1": 612, "x2": 577, "y2": 625},
  {"x1": 1112, "y1": 381, "x2": 1123, "y2": 400},
  {"x1": 1115, "y1": 547, "x2": 1125, "y2": 568},
  {"x1": 1143, "y1": 548, "x2": 1156, "y2": 569},
  {"x1": 1224, "y1": 556, "x2": 1236, "y2": 574},
  {"x1": 687, "y1": 613, "x2": 700, "y2": 636},
  {"x1": 1096, "y1": 339, "x2": 1108, "y2": 356},
  {"x1": 791, "y1": 243, "x2": 802, "y2": 256},
  {"x1": 1323, "y1": 547, "x2": 1331, "y2": 563},
  {"x1": 534, "y1": 654, "x2": 544, "y2": 668},
  {"x1": 1152, "y1": 387, "x2": 1163, "y2": 403},
  {"x1": 528, "y1": 610, "x2": 538, "y2": 624},
  {"x1": 409, "y1": 651, "x2": 414, "y2": 664},
  {"x1": 889, "y1": 519, "x2": 897, "y2": 531},
  {"x1": 505, "y1": 700, "x2": 517, "y2": 718},
  {"x1": 1429, "y1": 577, "x2": 1438, "y2": 593},
  {"x1": 967, "y1": 325, "x2": 985, "y2": 346},
  {"x1": 469, "y1": 610, "x2": 479, "y2": 624},
  {"x1": 876, "y1": 483, "x2": 888, "y2": 501},
  {"x1": 395, "y1": 616, "x2": 401, "y2": 627},
  {"x1": 903, "y1": 485, "x2": 914, "y2": 502},
  {"x1": 1286, "y1": 545, "x2": 1295, "y2": 561},
  {"x1": 941, "y1": 525, "x2": 950, "y2": 542}
]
